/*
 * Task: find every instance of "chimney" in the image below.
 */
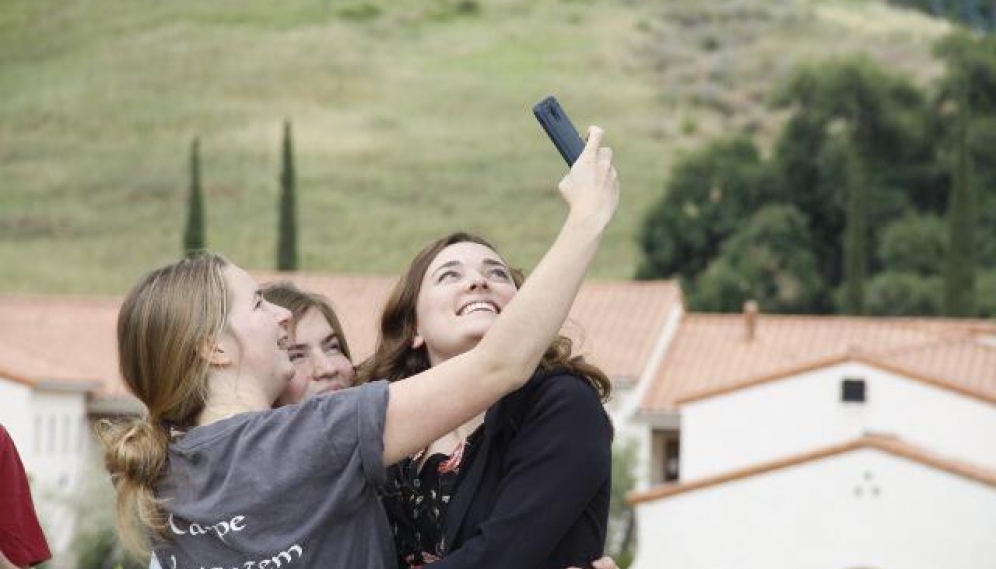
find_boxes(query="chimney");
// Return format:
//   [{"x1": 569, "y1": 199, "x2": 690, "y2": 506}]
[{"x1": 743, "y1": 300, "x2": 759, "y2": 341}]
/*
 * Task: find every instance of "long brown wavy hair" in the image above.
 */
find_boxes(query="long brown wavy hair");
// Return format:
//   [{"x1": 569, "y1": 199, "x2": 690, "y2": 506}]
[{"x1": 357, "y1": 232, "x2": 611, "y2": 402}]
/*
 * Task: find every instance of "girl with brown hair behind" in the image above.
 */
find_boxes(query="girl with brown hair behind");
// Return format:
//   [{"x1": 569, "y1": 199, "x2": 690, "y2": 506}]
[
  {"x1": 100, "y1": 127, "x2": 618, "y2": 568},
  {"x1": 361, "y1": 229, "x2": 614, "y2": 569},
  {"x1": 261, "y1": 282, "x2": 356, "y2": 404}
]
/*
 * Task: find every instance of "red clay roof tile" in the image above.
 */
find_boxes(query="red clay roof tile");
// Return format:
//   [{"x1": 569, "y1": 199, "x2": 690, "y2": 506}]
[
  {"x1": 0, "y1": 275, "x2": 680, "y2": 405},
  {"x1": 641, "y1": 313, "x2": 996, "y2": 412}
]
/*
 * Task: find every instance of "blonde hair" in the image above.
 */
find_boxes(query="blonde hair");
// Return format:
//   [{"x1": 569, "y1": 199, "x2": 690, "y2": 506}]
[{"x1": 98, "y1": 252, "x2": 230, "y2": 557}]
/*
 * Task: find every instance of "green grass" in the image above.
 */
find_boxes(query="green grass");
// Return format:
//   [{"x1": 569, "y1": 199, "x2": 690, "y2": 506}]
[{"x1": 0, "y1": 0, "x2": 950, "y2": 294}]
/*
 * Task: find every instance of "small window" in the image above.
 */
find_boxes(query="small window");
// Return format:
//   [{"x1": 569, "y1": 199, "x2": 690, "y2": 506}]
[
  {"x1": 664, "y1": 438, "x2": 681, "y2": 482},
  {"x1": 842, "y1": 379, "x2": 866, "y2": 403}
]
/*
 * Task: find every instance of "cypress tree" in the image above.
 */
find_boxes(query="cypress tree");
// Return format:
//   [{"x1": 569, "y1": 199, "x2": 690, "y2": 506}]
[
  {"x1": 277, "y1": 120, "x2": 298, "y2": 271},
  {"x1": 840, "y1": 137, "x2": 867, "y2": 315},
  {"x1": 183, "y1": 137, "x2": 205, "y2": 254},
  {"x1": 944, "y1": 93, "x2": 975, "y2": 316},
  {"x1": 819, "y1": 128, "x2": 867, "y2": 315}
]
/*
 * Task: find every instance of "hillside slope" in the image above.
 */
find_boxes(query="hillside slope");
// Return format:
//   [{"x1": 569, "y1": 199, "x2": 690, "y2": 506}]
[{"x1": 0, "y1": 0, "x2": 950, "y2": 293}]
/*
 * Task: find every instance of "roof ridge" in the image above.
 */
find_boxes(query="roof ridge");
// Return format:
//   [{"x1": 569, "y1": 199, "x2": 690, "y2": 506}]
[
  {"x1": 874, "y1": 331, "x2": 996, "y2": 360},
  {"x1": 628, "y1": 434, "x2": 996, "y2": 505},
  {"x1": 673, "y1": 353, "x2": 996, "y2": 407},
  {"x1": 684, "y1": 311, "x2": 993, "y2": 327}
]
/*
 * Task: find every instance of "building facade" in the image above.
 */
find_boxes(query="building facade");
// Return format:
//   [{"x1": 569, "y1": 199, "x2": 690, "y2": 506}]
[{"x1": 628, "y1": 311, "x2": 996, "y2": 569}]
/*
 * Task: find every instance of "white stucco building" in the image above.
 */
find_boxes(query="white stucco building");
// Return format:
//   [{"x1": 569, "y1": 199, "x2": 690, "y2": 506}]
[{"x1": 626, "y1": 310, "x2": 996, "y2": 569}]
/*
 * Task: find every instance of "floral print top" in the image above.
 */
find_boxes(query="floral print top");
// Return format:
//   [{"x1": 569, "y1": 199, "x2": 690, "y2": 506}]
[{"x1": 381, "y1": 427, "x2": 484, "y2": 568}]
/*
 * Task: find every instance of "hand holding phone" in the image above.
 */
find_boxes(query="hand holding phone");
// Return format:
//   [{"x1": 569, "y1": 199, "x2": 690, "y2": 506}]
[{"x1": 533, "y1": 96, "x2": 586, "y2": 165}]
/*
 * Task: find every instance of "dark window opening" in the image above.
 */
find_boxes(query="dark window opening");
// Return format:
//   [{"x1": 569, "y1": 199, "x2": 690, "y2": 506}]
[
  {"x1": 842, "y1": 378, "x2": 866, "y2": 403},
  {"x1": 664, "y1": 438, "x2": 681, "y2": 482}
]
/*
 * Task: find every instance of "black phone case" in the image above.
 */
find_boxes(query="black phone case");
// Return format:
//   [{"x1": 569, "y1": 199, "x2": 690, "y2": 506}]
[{"x1": 533, "y1": 96, "x2": 585, "y2": 165}]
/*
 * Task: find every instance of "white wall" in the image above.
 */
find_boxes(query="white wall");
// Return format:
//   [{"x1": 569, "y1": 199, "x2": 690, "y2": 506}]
[
  {"x1": 30, "y1": 388, "x2": 89, "y2": 560},
  {"x1": 622, "y1": 304, "x2": 685, "y2": 491},
  {"x1": 0, "y1": 379, "x2": 34, "y2": 453},
  {"x1": 607, "y1": 380, "x2": 653, "y2": 490},
  {"x1": 0, "y1": 381, "x2": 90, "y2": 565},
  {"x1": 680, "y1": 361, "x2": 996, "y2": 480},
  {"x1": 630, "y1": 448, "x2": 996, "y2": 569},
  {"x1": 27, "y1": 388, "x2": 89, "y2": 489}
]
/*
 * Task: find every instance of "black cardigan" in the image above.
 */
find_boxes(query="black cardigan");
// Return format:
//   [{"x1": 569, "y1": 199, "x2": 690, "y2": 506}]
[{"x1": 431, "y1": 369, "x2": 613, "y2": 569}]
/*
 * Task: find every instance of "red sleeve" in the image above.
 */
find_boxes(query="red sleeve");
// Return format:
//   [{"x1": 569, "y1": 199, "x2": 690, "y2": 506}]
[{"x1": 0, "y1": 426, "x2": 52, "y2": 567}]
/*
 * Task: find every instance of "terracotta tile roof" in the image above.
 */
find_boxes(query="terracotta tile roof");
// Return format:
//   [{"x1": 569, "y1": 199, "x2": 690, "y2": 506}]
[
  {"x1": 0, "y1": 295, "x2": 119, "y2": 395},
  {"x1": 558, "y1": 280, "x2": 682, "y2": 382},
  {"x1": 640, "y1": 314, "x2": 996, "y2": 413},
  {"x1": 628, "y1": 433, "x2": 996, "y2": 505},
  {"x1": 0, "y1": 275, "x2": 679, "y2": 403}
]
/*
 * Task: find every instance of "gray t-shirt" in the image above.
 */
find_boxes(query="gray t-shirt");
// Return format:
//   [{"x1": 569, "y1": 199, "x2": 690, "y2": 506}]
[{"x1": 151, "y1": 381, "x2": 392, "y2": 569}]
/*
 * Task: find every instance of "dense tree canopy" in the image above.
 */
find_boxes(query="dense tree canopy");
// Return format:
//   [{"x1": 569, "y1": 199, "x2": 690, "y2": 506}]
[
  {"x1": 688, "y1": 205, "x2": 824, "y2": 313},
  {"x1": 638, "y1": 37, "x2": 996, "y2": 317},
  {"x1": 637, "y1": 137, "x2": 780, "y2": 281}
]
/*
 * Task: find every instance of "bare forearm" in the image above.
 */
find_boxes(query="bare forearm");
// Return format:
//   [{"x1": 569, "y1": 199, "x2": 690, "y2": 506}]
[{"x1": 475, "y1": 214, "x2": 605, "y2": 381}]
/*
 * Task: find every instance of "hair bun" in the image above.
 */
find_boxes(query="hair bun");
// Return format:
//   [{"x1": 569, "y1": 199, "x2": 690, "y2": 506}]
[{"x1": 98, "y1": 419, "x2": 168, "y2": 486}]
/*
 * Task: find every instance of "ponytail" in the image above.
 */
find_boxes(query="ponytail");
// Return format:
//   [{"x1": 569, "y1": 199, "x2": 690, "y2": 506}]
[
  {"x1": 104, "y1": 252, "x2": 230, "y2": 557},
  {"x1": 97, "y1": 418, "x2": 170, "y2": 557}
]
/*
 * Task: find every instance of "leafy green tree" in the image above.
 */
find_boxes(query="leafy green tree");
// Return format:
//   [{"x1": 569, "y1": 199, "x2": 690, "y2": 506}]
[
  {"x1": 637, "y1": 44, "x2": 996, "y2": 317},
  {"x1": 976, "y1": 270, "x2": 996, "y2": 317},
  {"x1": 944, "y1": 107, "x2": 975, "y2": 317},
  {"x1": 970, "y1": 117, "x2": 996, "y2": 269},
  {"x1": 819, "y1": 131, "x2": 868, "y2": 314},
  {"x1": 861, "y1": 214, "x2": 947, "y2": 317},
  {"x1": 772, "y1": 57, "x2": 932, "y2": 289},
  {"x1": 934, "y1": 33, "x2": 996, "y2": 314},
  {"x1": 637, "y1": 137, "x2": 780, "y2": 281},
  {"x1": 935, "y1": 33, "x2": 996, "y2": 116},
  {"x1": 277, "y1": 120, "x2": 298, "y2": 271},
  {"x1": 689, "y1": 204, "x2": 824, "y2": 313},
  {"x1": 935, "y1": 35, "x2": 996, "y2": 250},
  {"x1": 182, "y1": 137, "x2": 205, "y2": 254},
  {"x1": 865, "y1": 272, "x2": 944, "y2": 316},
  {"x1": 878, "y1": 213, "x2": 947, "y2": 276}
]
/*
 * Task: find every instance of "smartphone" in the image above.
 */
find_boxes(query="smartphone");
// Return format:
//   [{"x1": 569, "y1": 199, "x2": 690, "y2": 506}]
[{"x1": 533, "y1": 96, "x2": 586, "y2": 165}]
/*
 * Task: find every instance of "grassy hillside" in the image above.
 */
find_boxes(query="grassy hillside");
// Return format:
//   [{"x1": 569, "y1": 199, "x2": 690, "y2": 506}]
[{"x1": 0, "y1": 0, "x2": 951, "y2": 294}]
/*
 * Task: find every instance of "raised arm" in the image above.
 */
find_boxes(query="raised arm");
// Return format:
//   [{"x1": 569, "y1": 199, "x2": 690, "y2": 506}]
[{"x1": 382, "y1": 127, "x2": 619, "y2": 465}]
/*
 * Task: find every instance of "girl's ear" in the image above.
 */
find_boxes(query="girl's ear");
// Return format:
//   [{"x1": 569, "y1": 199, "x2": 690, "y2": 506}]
[
  {"x1": 200, "y1": 339, "x2": 233, "y2": 367},
  {"x1": 412, "y1": 334, "x2": 425, "y2": 350}
]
